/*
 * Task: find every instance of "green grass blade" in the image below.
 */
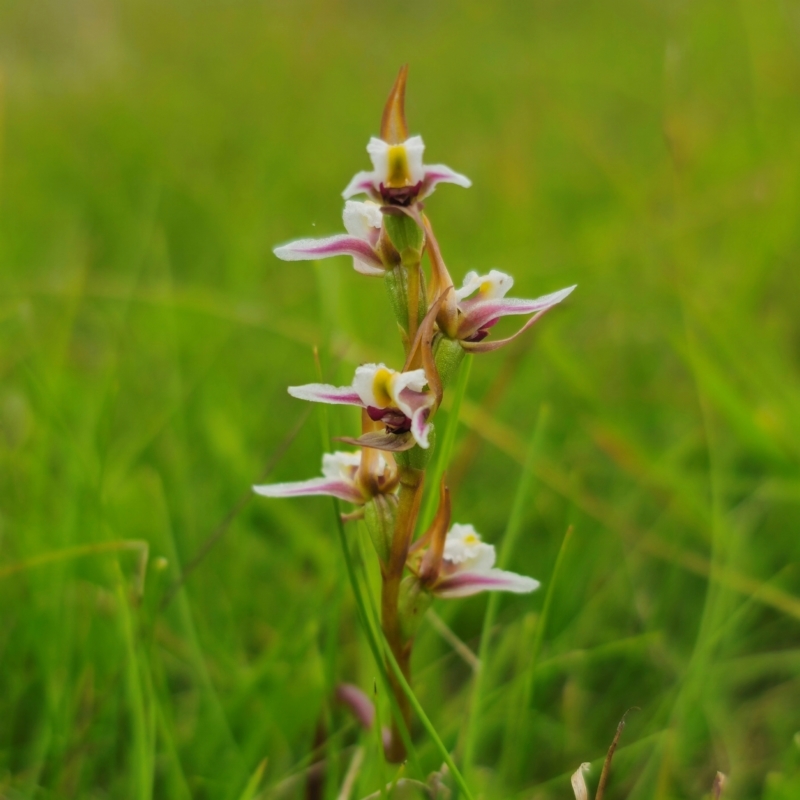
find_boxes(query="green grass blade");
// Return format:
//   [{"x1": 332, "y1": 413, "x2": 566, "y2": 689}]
[
  {"x1": 115, "y1": 562, "x2": 153, "y2": 800},
  {"x1": 460, "y1": 403, "x2": 550, "y2": 779},
  {"x1": 379, "y1": 637, "x2": 475, "y2": 800},
  {"x1": 502, "y1": 523, "x2": 574, "y2": 779},
  {"x1": 237, "y1": 758, "x2": 268, "y2": 800}
]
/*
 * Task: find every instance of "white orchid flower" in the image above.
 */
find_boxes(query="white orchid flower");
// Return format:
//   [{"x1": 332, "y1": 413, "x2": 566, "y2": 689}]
[
  {"x1": 288, "y1": 363, "x2": 435, "y2": 450},
  {"x1": 273, "y1": 200, "x2": 391, "y2": 276},
  {"x1": 423, "y1": 217, "x2": 576, "y2": 353},
  {"x1": 253, "y1": 450, "x2": 396, "y2": 505},
  {"x1": 452, "y1": 270, "x2": 577, "y2": 352},
  {"x1": 342, "y1": 66, "x2": 470, "y2": 206},
  {"x1": 428, "y1": 523, "x2": 540, "y2": 598},
  {"x1": 343, "y1": 135, "x2": 471, "y2": 206}
]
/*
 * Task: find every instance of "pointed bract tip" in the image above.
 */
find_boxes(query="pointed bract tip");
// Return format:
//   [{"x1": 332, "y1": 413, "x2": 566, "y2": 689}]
[{"x1": 380, "y1": 65, "x2": 409, "y2": 145}]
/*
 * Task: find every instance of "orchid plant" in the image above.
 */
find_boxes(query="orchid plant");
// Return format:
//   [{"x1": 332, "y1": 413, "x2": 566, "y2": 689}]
[{"x1": 260, "y1": 66, "x2": 575, "y2": 763}]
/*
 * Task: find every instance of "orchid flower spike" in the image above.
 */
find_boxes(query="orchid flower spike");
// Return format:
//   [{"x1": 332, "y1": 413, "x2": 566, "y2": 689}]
[
  {"x1": 422, "y1": 523, "x2": 540, "y2": 598},
  {"x1": 288, "y1": 363, "x2": 436, "y2": 450},
  {"x1": 449, "y1": 270, "x2": 577, "y2": 353},
  {"x1": 253, "y1": 450, "x2": 397, "y2": 505},
  {"x1": 273, "y1": 200, "x2": 399, "y2": 276},
  {"x1": 343, "y1": 66, "x2": 471, "y2": 207}
]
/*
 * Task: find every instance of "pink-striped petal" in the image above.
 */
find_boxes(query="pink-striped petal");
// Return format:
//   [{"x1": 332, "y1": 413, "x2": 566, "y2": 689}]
[
  {"x1": 274, "y1": 235, "x2": 383, "y2": 269},
  {"x1": 434, "y1": 568, "x2": 540, "y2": 599},
  {"x1": 409, "y1": 407, "x2": 432, "y2": 449},
  {"x1": 253, "y1": 477, "x2": 363, "y2": 504},
  {"x1": 419, "y1": 164, "x2": 472, "y2": 199},
  {"x1": 288, "y1": 383, "x2": 364, "y2": 406},
  {"x1": 342, "y1": 170, "x2": 380, "y2": 200},
  {"x1": 459, "y1": 285, "x2": 576, "y2": 337}
]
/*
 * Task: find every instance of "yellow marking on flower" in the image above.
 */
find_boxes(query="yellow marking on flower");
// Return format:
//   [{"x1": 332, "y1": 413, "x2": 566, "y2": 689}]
[
  {"x1": 386, "y1": 145, "x2": 411, "y2": 187},
  {"x1": 372, "y1": 368, "x2": 395, "y2": 407},
  {"x1": 463, "y1": 533, "x2": 479, "y2": 545},
  {"x1": 479, "y1": 281, "x2": 493, "y2": 295}
]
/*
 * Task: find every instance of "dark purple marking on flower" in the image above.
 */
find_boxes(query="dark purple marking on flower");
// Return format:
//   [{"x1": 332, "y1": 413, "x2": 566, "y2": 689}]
[
  {"x1": 379, "y1": 181, "x2": 423, "y2": 206},
  {"x1": 367, "y1": 405, "x2": 412, "y2": 434},
  {"x1": 463, "y1": 318, "x2": 498, "y2": 343}
]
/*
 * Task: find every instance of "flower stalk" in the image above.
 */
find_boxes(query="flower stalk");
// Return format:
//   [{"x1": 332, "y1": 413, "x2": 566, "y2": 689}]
[{"x1": 255, "y1": 65, "x2": 575, "y2": 766}]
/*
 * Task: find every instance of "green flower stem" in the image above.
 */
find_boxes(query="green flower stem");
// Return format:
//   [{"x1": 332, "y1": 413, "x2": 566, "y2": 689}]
[{"x1": 382, "y1": 465, "x2": 424, "y2": 762}]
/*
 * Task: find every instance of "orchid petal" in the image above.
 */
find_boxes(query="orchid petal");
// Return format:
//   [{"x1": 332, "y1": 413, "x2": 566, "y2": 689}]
[
  {"x1": 342, "y1": 200, "x2": 383, "y2": 240},
  {"x1": 253, "y1": 477, "x2": 363, "y2": 504},
  {"x1": 342, "y1": 170, "x2": 380, "y2": 200},
  {"x1": 274, "y1": 234, "x2": 383, "y2": 271},
  {"x1": 288, "y1": 383, "x2": 364, "y2": 407},
  {"x1": 366, "y1": 137, "x2": 390, "y2": 176},
  {"x1": 390, "y1": 371, "x2": 428, "y2": 419},
  {"x1": 409, "y1": 407, "x2": 432, "y2": 449},
  {"x1": 442, "y1": 523, "x2": 496, "y2": 572},
  {"x1": 455, "y1": 269, "x2": 514, "y2": 303},
  {"x1": 460, "y1": 285, "x2": 577, "y2": 336},
  {"x1": 403, "y1": 136, "x2": 426, "y2": 183},
  {"x1": 352, "y1": 258, "x2": 386, "y2": 277},
  {"x1": 434, "y1": 568, "x2": 540, "y2": 599},
  {"x1": 321, "y1": 451, "x2": 361, "y2": 479},
  {"x1": 419, "y1": 163, "x2": 472, "y2": 199}
]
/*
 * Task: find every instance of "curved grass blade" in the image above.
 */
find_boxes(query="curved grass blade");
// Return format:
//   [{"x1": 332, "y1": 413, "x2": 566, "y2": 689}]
[{"x1": 460, "y1": 403, "x2": 549, "y2": 780}]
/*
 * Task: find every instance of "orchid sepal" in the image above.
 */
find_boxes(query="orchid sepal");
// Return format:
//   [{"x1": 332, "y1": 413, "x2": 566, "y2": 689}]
[
  {"x1": 433, "y1": 568, "x2": 540, "y2": 599},
  {"x1": 253, "y1": 476, "x2": 363, "y2": 505},
  {"x1": 273, "y1": 234, "x2": 384, "y2": 275},
  {"x1": 287, "y1": 383, "x2": 362, "y2": 406},
  {"x1": 253, "y1": 450, "x2": 396, "y2": 507}
]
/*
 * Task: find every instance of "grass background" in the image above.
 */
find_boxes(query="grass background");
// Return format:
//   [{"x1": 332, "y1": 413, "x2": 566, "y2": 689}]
[{"x1": 2, "y1": 0, "x2": 800, "y2": 797}]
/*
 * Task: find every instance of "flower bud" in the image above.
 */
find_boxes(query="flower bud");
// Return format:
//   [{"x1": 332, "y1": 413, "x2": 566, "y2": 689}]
[
  {"x1": 383, "y1": 213, "x2": 424, "y2": 263},
  {"x1": 397, "y1": 575, "x2": 433, "y2": 642},
  {"x1": 363, "y1": 493, "x2": 398, "y2": 564},
  {"x1": 383, "y1": 264, "x2": 427, "y2": 338},
  {"x1": 433, "y1": 335, "x2": 466, "y2": 389}
]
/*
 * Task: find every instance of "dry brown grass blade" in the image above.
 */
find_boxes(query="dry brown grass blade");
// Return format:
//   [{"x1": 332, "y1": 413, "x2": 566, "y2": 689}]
[{"x1": 594, "y1": 709, "x2": 637, "y2": 800}]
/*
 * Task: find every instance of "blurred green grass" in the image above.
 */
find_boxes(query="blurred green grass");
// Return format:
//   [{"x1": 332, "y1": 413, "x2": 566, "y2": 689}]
[{"x1": 2, "y1": 0, "x2": 800, "y2": 797}]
